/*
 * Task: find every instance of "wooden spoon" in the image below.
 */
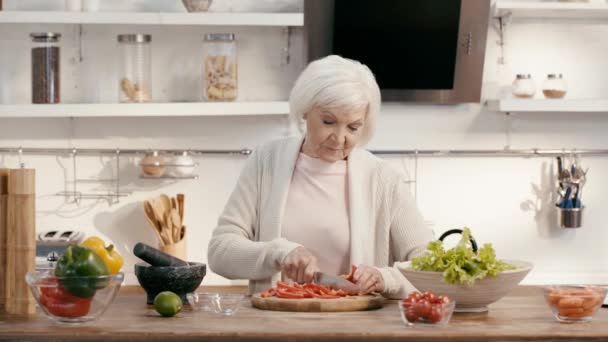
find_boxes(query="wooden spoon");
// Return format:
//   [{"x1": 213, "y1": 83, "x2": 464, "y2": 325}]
[
  {"x1": 171, "y1": 209, "x2": 182, "y2": 242},
  {"x1": 143, "y1": 201, "x2": 165, "y2": 246},
  {"x1": 159, "y1": 194, "x2": 172, "y2": 216},
  {"x1": 151, "y1": 198, "x2": 167, "y2": 229},
  {"x1": 164, "y1": 212, "x2": 174, "y2": 245},
  {"x1": 177, "y1": 193, "x2": 185, "y2": 222}
]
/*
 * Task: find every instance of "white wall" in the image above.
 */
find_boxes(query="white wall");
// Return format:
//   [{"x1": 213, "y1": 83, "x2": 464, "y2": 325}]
[{"x1": 1, "y1": 0, "x2": 607, "y2": 286}]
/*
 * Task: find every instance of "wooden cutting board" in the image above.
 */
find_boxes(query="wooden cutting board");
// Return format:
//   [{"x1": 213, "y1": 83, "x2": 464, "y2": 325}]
[{"x1": 251, "y1": 293, "x2": 385, "y2": 312}]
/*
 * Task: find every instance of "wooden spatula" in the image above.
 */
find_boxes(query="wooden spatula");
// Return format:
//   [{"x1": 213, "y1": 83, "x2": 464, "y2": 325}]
[
  {"x1": 143, "y1": 201, "x2": 165, "y2": 246},
  {"x1": 171, "y1": 209, "x2": 182, "y2": 242},
  {"x1": 177, "y1": 193, "x2": 185, "y2": 222}
]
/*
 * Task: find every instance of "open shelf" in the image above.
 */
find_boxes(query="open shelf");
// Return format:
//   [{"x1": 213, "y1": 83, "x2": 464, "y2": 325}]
[
  {"x1": 0, "y1": 102, "x2": 290, "y2": 118},
  {"x1": 486, "y1": 99, "x2": 608, "y2": 113},
  {"x1": 0, "y1": 11, "x2": 304, "y2": 26},
  {"x1": 494, "y1": 0, "x2": 608, "y2": 20}
]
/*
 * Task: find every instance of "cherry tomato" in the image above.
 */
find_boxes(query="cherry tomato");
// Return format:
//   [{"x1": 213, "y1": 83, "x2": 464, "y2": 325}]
[
  {"x1": 429, "y1": 306, "x2": 443, "y2": 323},
  {"x1": 408, "y1": 291, "x2": 423, "y2": 302},
  {"x1": 402, "y1": 296, "x2": 418, "y2": 307},
  {"x1": 405, "y1": 307, "x2": 419, "y2": 322},
  {"x1": 416, "y1": 299, "x2": 432, "y2": 318},
  {"x1": 436, "y1": 295, "x2": 451, "y2": 304},
  {"x1": 423, "y1": 291, "x2": 437, "y2": 303}
]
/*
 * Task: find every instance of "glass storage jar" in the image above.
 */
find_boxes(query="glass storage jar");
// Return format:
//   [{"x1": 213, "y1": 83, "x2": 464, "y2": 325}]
[
  {"x1": 203, "y1": 33, "x2": 237, "y2": 101},
  {"x1": 31, "y1": 33, "x2": 61, "y2": 104},
  {"x1": 511, "y1": 74, "x2": 535, "y2": 99},
  {"x1": 118, "y1": 34, "x2": 152, "y2": 103},
  {"x1": 542, "y1": 74, "x2": 567, "y2": 99}
]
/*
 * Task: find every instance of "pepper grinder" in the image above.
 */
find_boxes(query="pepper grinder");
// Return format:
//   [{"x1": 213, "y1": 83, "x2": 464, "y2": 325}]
[
  {"x1": 5, "y1": 169, "x2": 36, "y2": 315},
  {"x1": 0, "y1": 169, "x2": 8, "y2": 312}
]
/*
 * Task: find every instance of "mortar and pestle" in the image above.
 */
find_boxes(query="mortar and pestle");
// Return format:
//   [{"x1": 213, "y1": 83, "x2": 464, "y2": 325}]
[{"x1": 133, "y1": 242, "x2": 206, "y2": 304}]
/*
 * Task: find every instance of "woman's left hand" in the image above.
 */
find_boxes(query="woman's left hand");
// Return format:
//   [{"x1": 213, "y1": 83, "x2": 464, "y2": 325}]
[{"x1": 352, "y1": 264, "x2": 385, "y2": 295}]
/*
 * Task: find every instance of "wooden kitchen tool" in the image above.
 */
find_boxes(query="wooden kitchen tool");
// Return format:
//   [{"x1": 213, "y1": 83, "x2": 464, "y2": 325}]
[
  {"x1": 143, "y1": 201, "x2": 165, "y2": 246},
  {"x1": 5, "y1": 168, "x2": 36, "y2": 315},
  {"x1": 0, "y1": 169, "x2": 8, "y2": 312},
  {"x1": 177, "y1": 193, "x2": 184, "y2": 222},
  {"x1": 170, "y1": 209, "x2": 181, "y2": 242},
  {"x1": 251, "y1": 293, "x2": 384, "y2": 312}
]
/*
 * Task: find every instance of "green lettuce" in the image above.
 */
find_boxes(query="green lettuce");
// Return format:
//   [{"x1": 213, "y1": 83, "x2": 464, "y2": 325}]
[{"x1": 409, "y1": 227, "x2": 517, "y2": 285}]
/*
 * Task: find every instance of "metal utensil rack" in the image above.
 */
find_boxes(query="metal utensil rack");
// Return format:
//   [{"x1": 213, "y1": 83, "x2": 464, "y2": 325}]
[
  {"x1": 0, "y1": 147, "x2": 252, "y2": 205},
  {"x1": 1, "y1": 146, "x2": 607, "y2": 204}
]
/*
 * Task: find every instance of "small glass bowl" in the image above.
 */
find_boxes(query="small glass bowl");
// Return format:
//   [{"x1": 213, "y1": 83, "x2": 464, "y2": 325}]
[
  {"x1": 26, "y1": 271, "x2": 124, "y2": 324},
  {"x1": 398, "y1": 299, "x2": 455, "y2": 326},
  {"x1": 187, "y1": 292, "x2": 219, "y2": 312},
  {"x1": 543, "y1": 285, "x2": 607, "y2": 323},
  {"x1": 210, "y1": 294, "x2": 245, "y2": 316}
]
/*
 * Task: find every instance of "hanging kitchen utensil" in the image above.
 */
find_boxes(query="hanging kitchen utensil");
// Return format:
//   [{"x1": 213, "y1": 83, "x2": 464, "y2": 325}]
[
  {"x1": 556, "y1": 156, "x2": 564, "y2": 190},
  {"x1": 560, "y1": 186, "x2": 572, "y2": 209}
]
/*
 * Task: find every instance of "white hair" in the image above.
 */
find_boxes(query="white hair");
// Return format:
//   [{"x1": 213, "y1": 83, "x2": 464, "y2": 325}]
[{"x1": 289, "y1": 55, "x2": 381, "y2": 146}]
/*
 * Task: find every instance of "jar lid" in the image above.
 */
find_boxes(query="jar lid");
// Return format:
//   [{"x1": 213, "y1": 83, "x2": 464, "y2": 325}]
[
  {"x1": 205, "y1": 33, "x2": 235, "y2": 42},
  {"x1": 30, "y1": 32, "x2": 61, "y2": 42},
  {"x1": 117, "y1": 34, "x2": 152, "y2": 43}
]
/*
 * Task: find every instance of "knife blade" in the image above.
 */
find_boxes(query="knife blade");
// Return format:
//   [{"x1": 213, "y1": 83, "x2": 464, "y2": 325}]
[{"x1": 313, "y1": 272, "x2": 360, "y2": 295}]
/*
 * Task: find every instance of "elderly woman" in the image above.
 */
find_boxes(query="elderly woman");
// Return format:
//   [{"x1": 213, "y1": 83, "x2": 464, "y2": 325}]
[{"x1": 208, "y1": 55, "x2": 433, "y2": 299}]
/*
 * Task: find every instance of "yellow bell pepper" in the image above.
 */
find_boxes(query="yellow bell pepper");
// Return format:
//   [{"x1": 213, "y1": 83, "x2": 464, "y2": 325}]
[{"x1": 80, "y1": 236, "x2": 124, "y2": 274}]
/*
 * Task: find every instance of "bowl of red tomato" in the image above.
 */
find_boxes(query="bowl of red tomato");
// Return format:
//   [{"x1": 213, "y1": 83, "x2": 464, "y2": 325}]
[
  {"x1": 26, "y1": 269, "x2": 124, "y2": 324},
  {"x1": 398, "y1": 291, "x2": 455, "y2": 326}
]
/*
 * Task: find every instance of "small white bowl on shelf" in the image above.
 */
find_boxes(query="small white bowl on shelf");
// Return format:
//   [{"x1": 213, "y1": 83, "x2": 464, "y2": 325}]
[
  {"x1": 167, "y1": 151, "x2": 197, "y2": 178},
  {"x1": 182, "y1": 0, "x2": 212, "y2": 12}
]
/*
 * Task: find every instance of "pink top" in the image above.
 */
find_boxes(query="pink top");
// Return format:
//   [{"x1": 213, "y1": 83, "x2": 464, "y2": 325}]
[{"x1": 281, "y1": 153, "x2": 351, "y2": 276}]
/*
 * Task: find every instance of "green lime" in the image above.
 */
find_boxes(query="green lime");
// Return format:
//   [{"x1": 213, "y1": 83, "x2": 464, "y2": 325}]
[{"x1": 153, "y1": 291, "x2": 183, "y2": 317}]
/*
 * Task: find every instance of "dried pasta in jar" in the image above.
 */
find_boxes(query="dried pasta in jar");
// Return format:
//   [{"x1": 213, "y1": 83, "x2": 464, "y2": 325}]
[{"x1": 203, "y1": 33, "x2": 238, "y2": 101}]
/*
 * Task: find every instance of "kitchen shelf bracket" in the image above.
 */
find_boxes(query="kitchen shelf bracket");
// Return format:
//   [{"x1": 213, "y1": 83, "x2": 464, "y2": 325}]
[
  {"x1": 281, "y1": 26, "x2": 292, "y2": 66},
  {"x1": 493, "y1": 11, "x2": 511, "y2": 65}
]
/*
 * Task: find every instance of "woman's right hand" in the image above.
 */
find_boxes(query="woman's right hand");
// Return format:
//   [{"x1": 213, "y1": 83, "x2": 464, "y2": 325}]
[{"x1": 281, "y1": 246, "x2": 319, "y2": 284}]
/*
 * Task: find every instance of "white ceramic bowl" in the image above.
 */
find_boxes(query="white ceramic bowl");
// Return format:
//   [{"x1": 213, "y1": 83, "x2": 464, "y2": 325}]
[
  {"x1": 182, "y1": 0, "x2": 212, "y2": 12},
  {"x1": 396, "y1": 259, "x2": 533, "y2": 312}
]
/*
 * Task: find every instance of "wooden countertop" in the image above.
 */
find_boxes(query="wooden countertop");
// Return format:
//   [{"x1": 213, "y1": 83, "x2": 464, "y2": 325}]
[{"x1": 1, "y1": 286, "x2": 608, "y2": 341}]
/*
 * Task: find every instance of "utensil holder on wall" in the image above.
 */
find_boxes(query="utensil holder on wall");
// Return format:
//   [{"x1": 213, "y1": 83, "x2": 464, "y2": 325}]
[{"x1": 557, "y1": 207, "x2": 584, "y2": 229}]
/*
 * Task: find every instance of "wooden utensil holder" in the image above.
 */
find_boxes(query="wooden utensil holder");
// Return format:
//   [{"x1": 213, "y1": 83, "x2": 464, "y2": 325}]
[{"x1": 159, "y1": 226, "x2": 186, "y2": 260}]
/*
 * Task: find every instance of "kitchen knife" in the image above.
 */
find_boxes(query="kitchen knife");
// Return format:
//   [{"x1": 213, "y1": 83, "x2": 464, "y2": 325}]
[{"x1": 313, "y1": 272, "x2": 360, "y2": 295}]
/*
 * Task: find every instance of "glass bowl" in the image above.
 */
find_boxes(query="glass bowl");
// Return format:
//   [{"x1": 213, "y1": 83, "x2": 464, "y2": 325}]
[
  {"x1": 210, "y1": 293, "x2": 244, "y2": 316},
  {"x1": 543, "y1": 285, "x2": 607, "y2": 323},
  {"x1": 187, "y1": 292, "x2": 219, "y2": 312},
  {"x1": 398, "y1": 299, "x2": 455, "y2": 326},
  {"x1": 26, "y1": 270, "x2": 124, "y2": 324}
]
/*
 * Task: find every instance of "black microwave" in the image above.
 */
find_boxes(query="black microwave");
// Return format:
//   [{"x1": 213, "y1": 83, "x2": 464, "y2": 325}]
[{"x1": 304, "y1": 0, "x2": 491, "y2": 104}]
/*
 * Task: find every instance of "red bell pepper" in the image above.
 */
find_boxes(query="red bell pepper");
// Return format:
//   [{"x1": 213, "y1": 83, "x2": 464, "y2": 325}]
[{"x1": 39, "y1": 278, "x2": 93, "y2": 318}]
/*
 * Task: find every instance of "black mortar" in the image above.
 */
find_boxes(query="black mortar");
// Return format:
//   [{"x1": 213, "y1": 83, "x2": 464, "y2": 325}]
[{"x1": 134, "y1": 262, "x2": 206, "y2": 305}]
